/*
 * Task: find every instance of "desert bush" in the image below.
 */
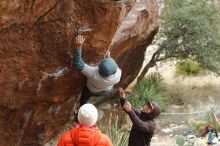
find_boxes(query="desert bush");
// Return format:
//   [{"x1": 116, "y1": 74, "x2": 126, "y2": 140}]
[
  {"x1": 176, "y1": 59, "x2": 204, "y2": 76},
  {"x1": 98, "y1": 113, "x2": 129, "y2": 146},
  {"x1": 129, "y1": 73, "x2": 169, "y2": 111}
]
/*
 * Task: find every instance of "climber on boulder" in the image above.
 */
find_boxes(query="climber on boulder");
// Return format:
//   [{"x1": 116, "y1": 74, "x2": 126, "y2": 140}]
[{"x1": 74, "y1": 35, "x2": 122, "y2": 107}]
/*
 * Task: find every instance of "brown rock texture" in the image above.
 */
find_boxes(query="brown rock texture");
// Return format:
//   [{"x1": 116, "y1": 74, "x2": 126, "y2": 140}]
[
  {"x1": 111, "y1": 0, "x2": 159, "y2": 88},
  {"x1": 0, "y1": 0, "x2": 159, "y2": 145}
]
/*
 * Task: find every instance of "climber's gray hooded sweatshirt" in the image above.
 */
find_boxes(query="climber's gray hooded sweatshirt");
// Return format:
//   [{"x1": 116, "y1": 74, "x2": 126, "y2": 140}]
[{"x1": 74, "y1": 48, "x2": 121, "y2": 93}]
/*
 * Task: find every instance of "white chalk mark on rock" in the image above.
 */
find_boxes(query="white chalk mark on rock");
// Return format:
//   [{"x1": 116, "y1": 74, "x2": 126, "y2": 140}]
[
  {"x1": 37, "y1": 67, "x2": 69, "y2": 91},
  {"x1": 18, "y1": 78, "x2": 29, "y2": 90}
]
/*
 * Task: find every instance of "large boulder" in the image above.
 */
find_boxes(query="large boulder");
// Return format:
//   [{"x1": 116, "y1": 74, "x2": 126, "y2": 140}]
[
  {"x1": 111, "y1": 0, "x2": 159, "y2": 87},
  {"x1": 0, "y1": 0, "x2": 159, "y2": 145}
]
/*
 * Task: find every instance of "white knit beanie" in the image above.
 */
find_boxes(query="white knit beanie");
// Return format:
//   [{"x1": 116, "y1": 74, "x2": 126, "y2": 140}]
[{"x1": 77, "y1": 104, "x2": 98, "y2": 127}]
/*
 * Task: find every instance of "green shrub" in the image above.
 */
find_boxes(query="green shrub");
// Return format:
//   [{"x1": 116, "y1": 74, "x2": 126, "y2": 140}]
[
  {"x1": 176, "y1": 59, "x2": 204, "y2": 76},
  {"x1": 98, "y1": 113, "x2": 129, "y2": 146},
  {"x1": 190, "y1": 120, "x2": 208, "y2": 132},
  {"x1": 189, "y1": 118, "x2": 215, "y2": 132},
  {"x1": 129, "y1": 73, "x2": 168, "y2": 111}
]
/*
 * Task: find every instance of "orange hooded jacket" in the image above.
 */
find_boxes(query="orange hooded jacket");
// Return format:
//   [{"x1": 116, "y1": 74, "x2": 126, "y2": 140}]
[{"x1": 57, "y1": 124, "x2": 113, "y2": 146}]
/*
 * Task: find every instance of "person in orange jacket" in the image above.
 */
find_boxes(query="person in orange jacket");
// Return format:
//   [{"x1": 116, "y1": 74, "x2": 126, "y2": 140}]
[{"x1": 57, "y1": 103, "x2": 113, "y2": 146}]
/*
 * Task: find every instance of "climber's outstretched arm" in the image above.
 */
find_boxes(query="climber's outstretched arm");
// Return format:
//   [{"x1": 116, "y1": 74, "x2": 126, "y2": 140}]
[
  {"x1": 73, "y1": 35, "x2": 96, "y2": 78},
  {"x1": 73, "y1": 35, "x2": 86, "y2": 70}
]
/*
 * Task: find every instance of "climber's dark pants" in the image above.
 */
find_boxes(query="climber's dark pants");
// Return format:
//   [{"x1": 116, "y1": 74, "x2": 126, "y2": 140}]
[{"x1": 80, "y1": 86, "x2": 112, "y2": 107}]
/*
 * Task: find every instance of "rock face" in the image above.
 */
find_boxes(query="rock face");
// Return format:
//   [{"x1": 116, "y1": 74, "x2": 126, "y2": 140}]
[
  {"x1": 110, "y1": 0, "x2": 159, "y2": 88},
  {"x1": 0, "y1": 0, "x2": 159, "y2": 145}
]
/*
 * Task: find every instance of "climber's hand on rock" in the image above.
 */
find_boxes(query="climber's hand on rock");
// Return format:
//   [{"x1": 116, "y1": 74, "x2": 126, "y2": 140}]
[
  {"x1": 105, "y1": 50, "x2": 111, "y2": 58},
  {"x1": 76, "y1": 35, "x2": 85, "y2": 48}
]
